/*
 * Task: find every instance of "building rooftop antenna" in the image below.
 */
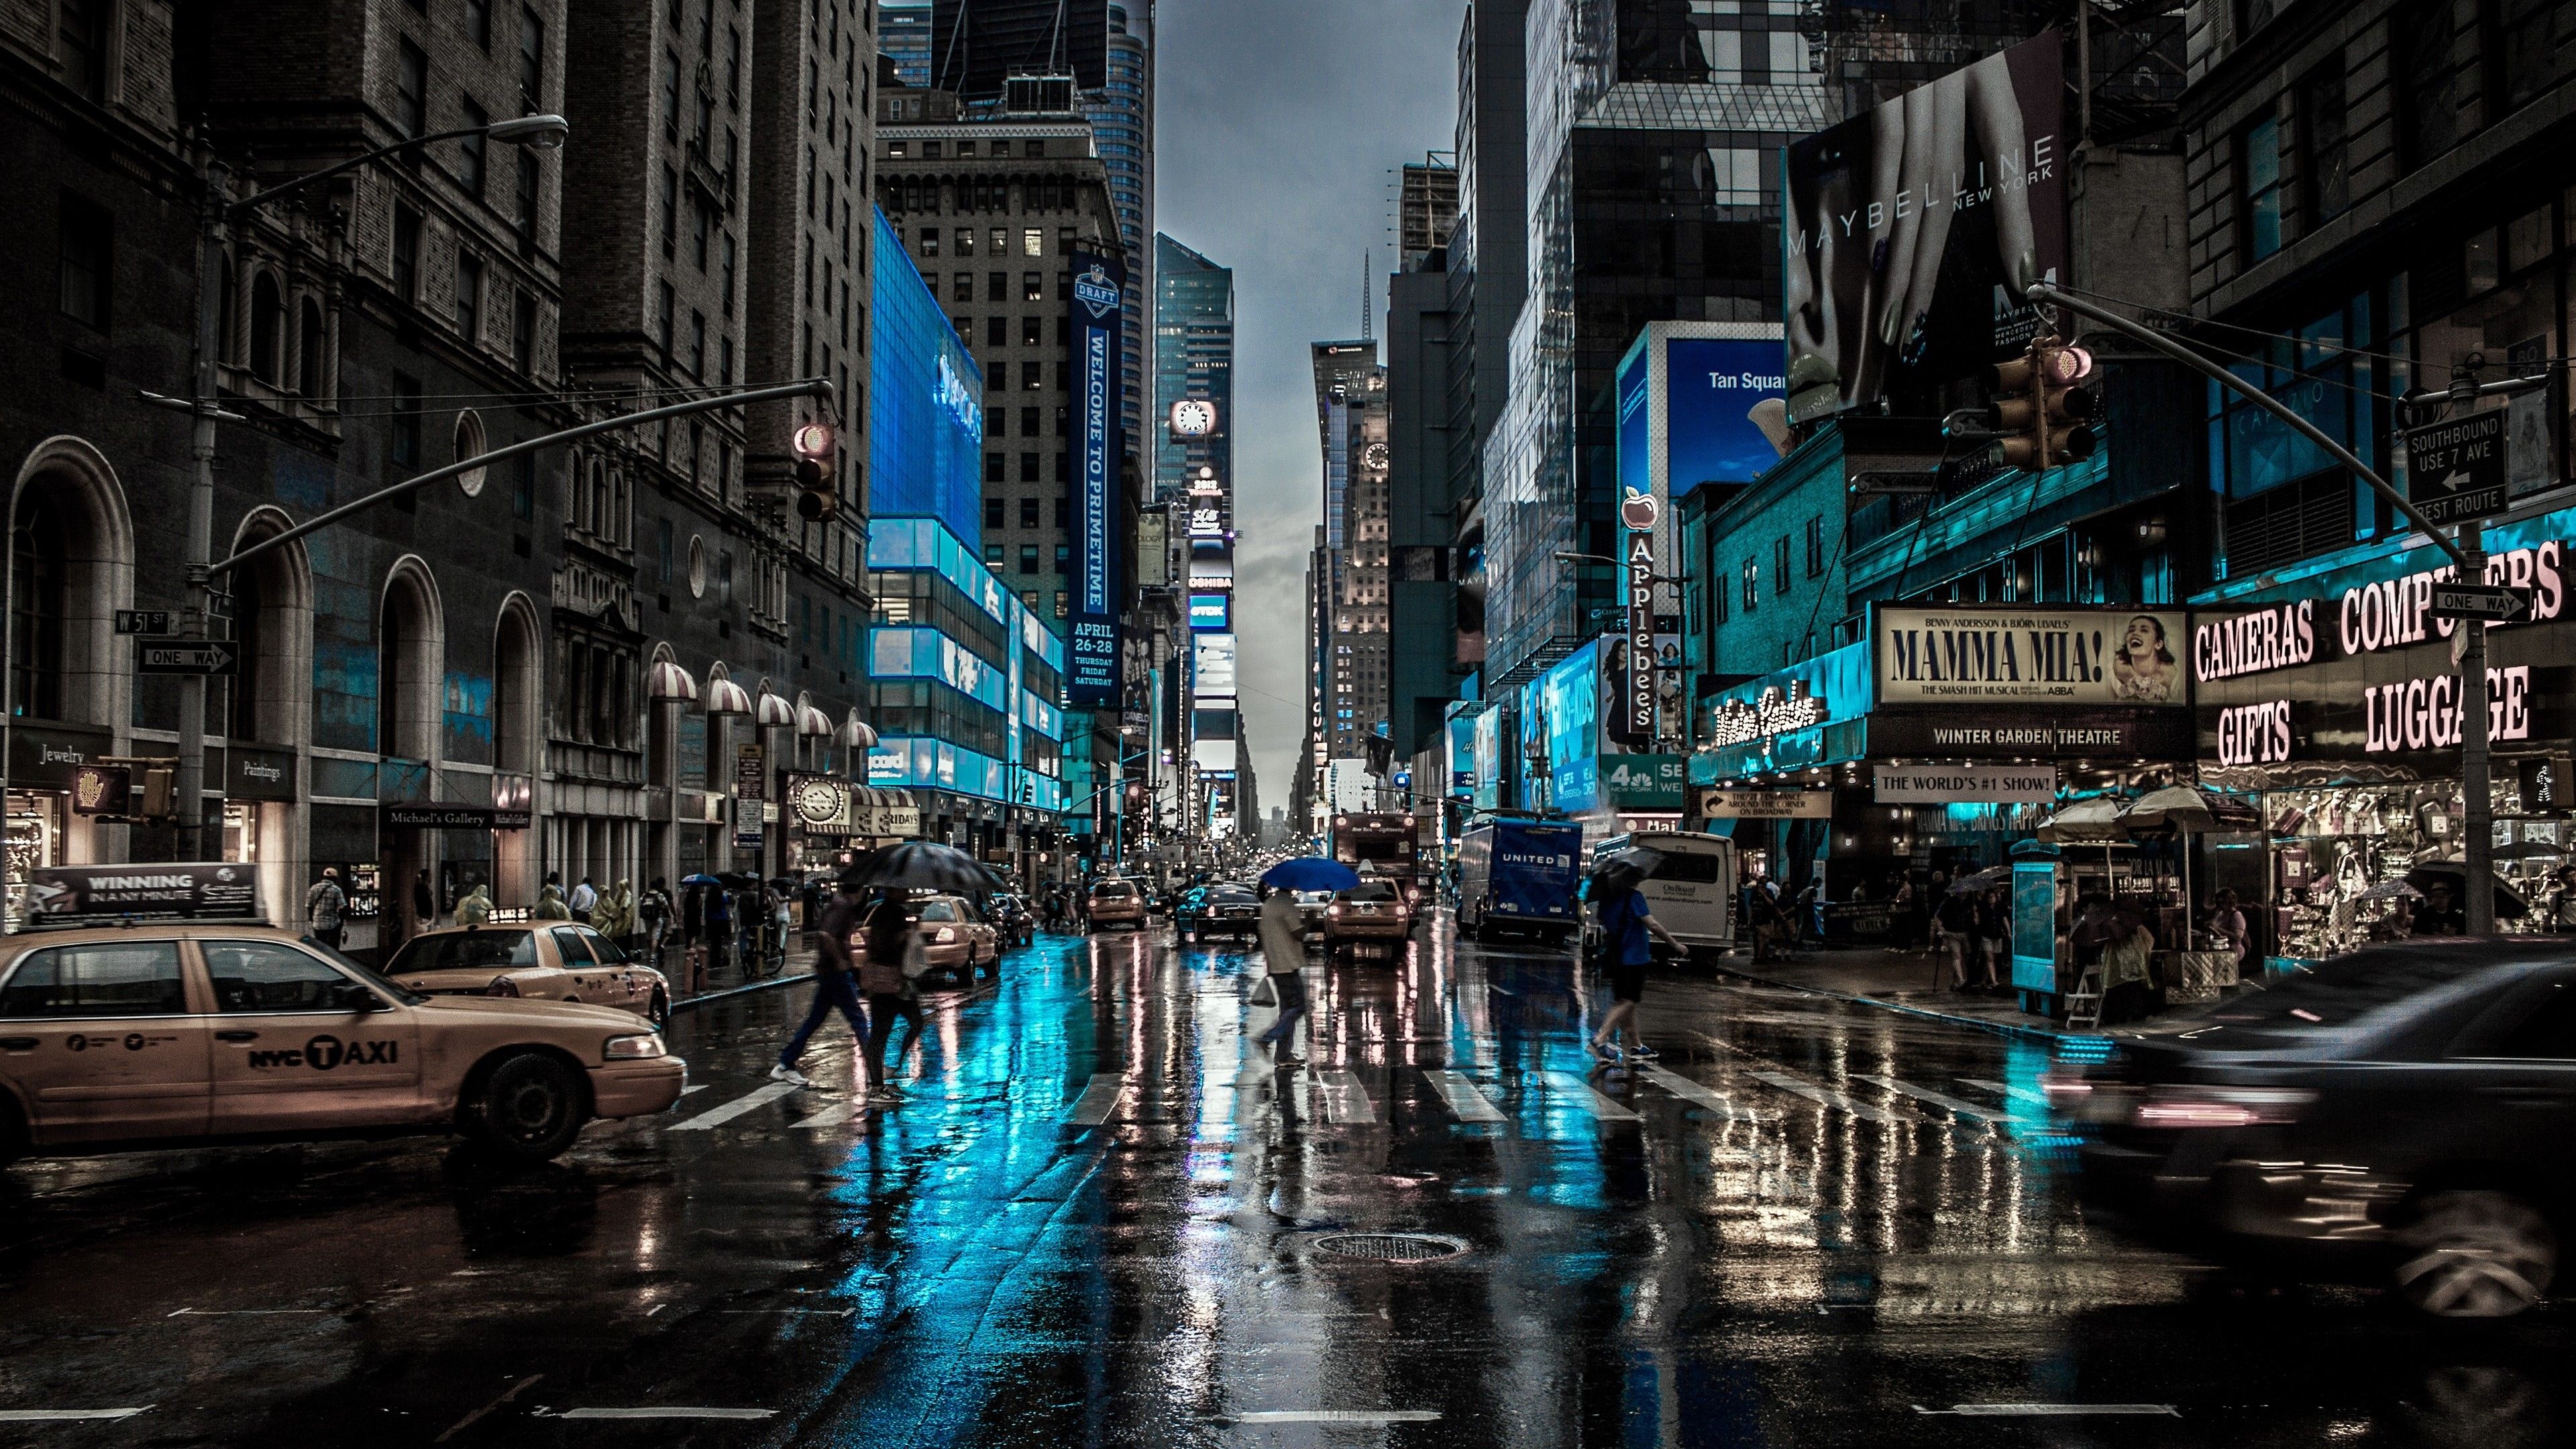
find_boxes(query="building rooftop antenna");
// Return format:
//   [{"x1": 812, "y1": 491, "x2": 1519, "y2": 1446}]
[{"x1": 1360, "y1": 252, "x2": 1373, "y2": 343}]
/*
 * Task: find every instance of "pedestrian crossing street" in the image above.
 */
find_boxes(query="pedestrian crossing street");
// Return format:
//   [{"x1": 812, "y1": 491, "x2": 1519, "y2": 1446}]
[{"x1": 649, "y1": 1053, "x2": 2064, "y2": 1141}]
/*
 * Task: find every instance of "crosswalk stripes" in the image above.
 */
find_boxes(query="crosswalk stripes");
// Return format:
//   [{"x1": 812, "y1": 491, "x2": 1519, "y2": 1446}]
[
  {"x1": 1544, "y1": 1071, "x2": 1641, "y2": 1122},
  {"x1": 1851, "y1": 1073, "x2": 2030, "y2": 1128},
  {"x1": 668, "y1": 1081, "x2": 802, "y2": 1132},
  {"x1": 1065, "y1": 1073, "x2": 1125, "y2": 1126},
  {"x1": 1313, "y1": 1069, "x2": 1377, "y2": 1125},
  {"x1": 1635, "y1": 1065, "x2": 1748, "y2": 1120},
  {"x1": 1748, "y1": 1070, "x2": 1909, "y2": 1126},
  {"x1": 1960, "y1": 1077, "x2": 2050, "y2": 1110},
  {"x1": 789, "y1": 1101, "x2": 860, "y2": 1130},
  {"x1": 1422, "y1": 1069, "x2": 1507, "y2": 1123}
]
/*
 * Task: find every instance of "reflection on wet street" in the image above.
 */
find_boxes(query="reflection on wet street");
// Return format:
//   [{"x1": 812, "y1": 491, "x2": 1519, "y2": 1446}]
[{"x1": 0, "y1": 914, "x2": 2565, "y2": 1445}]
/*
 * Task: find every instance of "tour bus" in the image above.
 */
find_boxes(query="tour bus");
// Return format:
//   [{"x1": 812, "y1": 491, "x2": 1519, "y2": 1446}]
[{"x1": 1591, "y1": 830, "x2": 1737, "y2": 955}]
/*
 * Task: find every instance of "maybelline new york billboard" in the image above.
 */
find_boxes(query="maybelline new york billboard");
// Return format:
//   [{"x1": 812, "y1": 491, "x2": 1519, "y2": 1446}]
[
  {"x1": 1066, "y1": 249, "x2": 1126, "y2": 707},
  {"x1": 1784, "y1": 31, "x2": 2067, "y2": 415}
]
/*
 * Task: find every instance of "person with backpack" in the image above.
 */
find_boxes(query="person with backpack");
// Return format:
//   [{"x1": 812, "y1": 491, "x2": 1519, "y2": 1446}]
[
  {"x1": 305, "y1": 867, "x2": 346, "y2": 949},
  {"x1": 1585, "y1": 872, "x2": 1685, "y2": 1065},
  {"x1": 857, "y1": 891, "x2": 927, "y2": 1104},
  {"x1": 639, "y1": 879, "x2": 672, "y2": 960},
  {"x1": 771, "y1": 875, "x2": 871, "y2": 1087}
]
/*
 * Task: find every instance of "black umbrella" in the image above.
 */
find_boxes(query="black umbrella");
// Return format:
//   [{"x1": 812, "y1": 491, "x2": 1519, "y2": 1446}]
[
  {"x1": 841, "y1": 841, "x2": 1003, "y2": 895},
  {"x1": 2403, "y1": 862, "x2": 2530, "y2": 920},
  {"x1": 1586, "y1": 845, "x2": 1665, "y2": 896},
  {"x1": 714, "y1": 871, "x2": 762, "y2": 890}
]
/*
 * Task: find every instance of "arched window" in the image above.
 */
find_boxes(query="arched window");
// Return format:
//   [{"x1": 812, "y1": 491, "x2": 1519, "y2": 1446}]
[
  {"x1": 297, "y1": 299, "x2": 326, "y2": 398},
  {"x1": 250, "y1": 273, "x2": 284, "y2": 384},
  {"x1": 229, "y1": 551, "x2": 267, "y2": 741},
  {"x1": 494, "y1": 604, "x2": 537, "y2": 773},
  {"x1": 591, "y1": 464, "x2": 612, "y2": 537},
  {"x1": 9, "y1": 493, "x2": 67, "y2": 720}
]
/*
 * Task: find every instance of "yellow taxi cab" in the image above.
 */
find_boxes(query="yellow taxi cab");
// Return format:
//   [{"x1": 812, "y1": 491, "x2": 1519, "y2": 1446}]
[
  {"x1": 0, "y1": 865, "x2": 684, "y2": 1167},
  {"x1": 1085, "y1": 877, "x2": 1147, "y2": 932},
  {"x1": 387, "y1": 922, "x2": 672, "y2": 1027},
  {"x1": 913, "y1": 894, "x2": 1000, "y2": 983}
]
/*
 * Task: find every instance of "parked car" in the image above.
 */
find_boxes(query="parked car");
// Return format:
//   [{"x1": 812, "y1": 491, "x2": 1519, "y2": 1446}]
[
  {"x1": 389, "y1": 923, "x2": 672, "y2": 1027},
  {"x1": 1322, "y1": 881, "x2": 1413, "y2": 962},
  {"x1": 1085, "y1": 878, "x2": 1147, "y2": 932},
  {"x1": 0, "y1": 866, "x2": 683, "y2": 1165},
  {"x1": 1175, "y1": 883, "x2": 1260, "y2": 944},
  {"x1": 912, "y1": 894, "x2": 1000, "y2": 982},
  {"x1": 2063, "y1": 938, "x2": 2576, "y2": 1318},
  {"x1": 985, "y1": 892, "x2": 1036, "y2": 948}
]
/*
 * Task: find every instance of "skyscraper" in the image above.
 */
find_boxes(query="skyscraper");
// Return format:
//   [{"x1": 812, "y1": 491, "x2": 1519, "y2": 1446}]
[
  {"x1": 879, "y1": 0, "x2": 933, "y2": 87},
  {"x1": 1446, "y1": 0, "x2": 1529, "y2": 678},
  {"x1": 1385, "y1": 163, "x2": 1460, "y2": 764},
  {"x1": 1152, "y1": 235, "x2": 1232, "y2": 506},
  {"x1": 1087, "y1": 5, "x2": 1153, "y2": 448},
  {"x1": 1310, "y1": 342, "x2": 1389, "y2": 787},
  {"x1": 1480, "y1": 0, "x2": 1835, "y2": 688}
]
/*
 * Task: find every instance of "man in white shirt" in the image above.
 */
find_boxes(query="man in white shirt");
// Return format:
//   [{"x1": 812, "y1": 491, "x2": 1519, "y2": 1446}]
[{"x1": 568, "y1": 875, "x2": 598, "y2": 916}]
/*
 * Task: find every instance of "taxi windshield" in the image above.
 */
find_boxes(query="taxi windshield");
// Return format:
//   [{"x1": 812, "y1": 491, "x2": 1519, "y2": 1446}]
[
  {"x1": 386, "y1": 930, "x2": 539, "y2": 975},
  {"x1": 916, "y1": 900, "x2": 959, "y2": 922},
  {"x1": 307, "y1": 936, "x2": 429, "y2": 1006}
]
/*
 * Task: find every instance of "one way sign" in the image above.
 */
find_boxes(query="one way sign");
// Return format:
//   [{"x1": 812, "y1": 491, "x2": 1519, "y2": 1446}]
[
  {"x1": 2430, "y1": 583, "x2": 2530, "y2": 622},
  {"x1": 2406, "y1": 410, "x2": 2507, "y2": 526},
  {"x1": 136, "y1": 639, "x2": 237, "y2": 675}
]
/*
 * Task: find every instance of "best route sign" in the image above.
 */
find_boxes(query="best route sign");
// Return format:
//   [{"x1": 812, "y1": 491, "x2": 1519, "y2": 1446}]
[
  {"x1": 2430, "y1": 583, "x2": 2532, "y2": 622},
  {"x1": 136, "y1": 639, "x2": 237, "y2": 675},
  {"x1": 2406, "y1": 410, "x2": 2507, "y2": 526}
]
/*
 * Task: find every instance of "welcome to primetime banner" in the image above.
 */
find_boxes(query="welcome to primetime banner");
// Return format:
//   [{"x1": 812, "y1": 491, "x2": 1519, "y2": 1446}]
[{"x1": 1067, "y1": 249, "x2": 1126, "y2": 708}]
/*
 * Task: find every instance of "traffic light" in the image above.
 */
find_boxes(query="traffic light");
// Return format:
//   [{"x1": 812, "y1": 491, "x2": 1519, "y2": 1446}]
[
  {"x1": 1987, "y1": 337, "x2": 2096, "y2": 471},
  {"x1": 791, "y1": 422, "x2": 837, "y2": 521}
]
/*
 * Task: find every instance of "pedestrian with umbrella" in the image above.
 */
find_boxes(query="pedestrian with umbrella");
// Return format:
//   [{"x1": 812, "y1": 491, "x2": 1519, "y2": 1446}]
[
  {"x1": 771, "y1": 872, "x2": 871, "y2": 1088},
  {"x1": 1584, "y1": 848, "x2": 1686, "y2": 1065},
  {"x1": 1253, "y1": 857, "x2": 1356, "y2": 1065},
  {"x1": 855, "y1": 890, "x2": 930, "y2": 1102}
]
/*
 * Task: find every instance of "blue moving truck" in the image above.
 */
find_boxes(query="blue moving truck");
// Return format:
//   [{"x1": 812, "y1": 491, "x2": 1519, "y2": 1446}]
[{"x1": 1456, "y1": 818, "x2": 1584, "y2": 946}]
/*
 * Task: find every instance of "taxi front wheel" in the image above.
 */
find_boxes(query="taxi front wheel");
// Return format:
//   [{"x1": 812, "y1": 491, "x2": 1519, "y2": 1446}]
[{"x1": 470, "y1": 1053, "x2": 589, "y2": 1162}]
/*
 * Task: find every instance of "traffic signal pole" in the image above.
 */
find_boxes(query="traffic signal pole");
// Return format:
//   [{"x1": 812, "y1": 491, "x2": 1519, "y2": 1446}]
[{"x1": 2025, "y1": 282, "x2": 2503, "y2": 930}]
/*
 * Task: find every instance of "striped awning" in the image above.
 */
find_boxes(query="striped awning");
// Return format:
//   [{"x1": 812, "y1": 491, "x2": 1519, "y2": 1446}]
[
  {"x1": 841, "y1": 711, "x2": 878, "y2": 749},
  {"x1": 795, "y1": 701, "x2": 834, "y2": 737},
  {"x1": 852, "y1": 786, "x2": 914, "y2": 809},
  {"x1": 704, "y1": 676, "x2": 753, "y2": 715},
  {"x1": 645, "y1": 659, "x2": 698, "y2": 702},
  {"x1": 754, "y1": 688, "x2": 796, "y2": 727}
]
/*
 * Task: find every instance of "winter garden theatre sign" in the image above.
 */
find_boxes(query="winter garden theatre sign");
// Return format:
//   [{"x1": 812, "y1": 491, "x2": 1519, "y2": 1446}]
[{"x1": 1864, "y1": 606, "x2": 2192, "y2": 760}]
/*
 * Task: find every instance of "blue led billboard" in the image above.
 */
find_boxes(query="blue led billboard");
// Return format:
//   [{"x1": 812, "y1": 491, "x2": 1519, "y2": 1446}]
[
  {"x1": 1188, "y1": 593, "x2": 1230, "y2": 630},
  {"x1": 869, "y1": 207, "x2": 984, "y2": 546},
  {"x1": 1666, "y1": 338, "x2": 1785, "y2": 496},
  {"x1": 1517, "y1": 640, "x2": 1601, "y2": 814}
]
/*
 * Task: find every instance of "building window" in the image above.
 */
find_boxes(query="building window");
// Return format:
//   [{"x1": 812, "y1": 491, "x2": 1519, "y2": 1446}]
[
  {"x1": 2396, "y1": 0, "x2": 2462, "y2": 167},
  {"x1": 513, "y1": 451, "x2": 536, "y2": 521},
  {"x1": 718, "y1": 551, "x2": 733, "y2": 606},
  {"x1": 984, "y1": 315, "x2": 1004, "y2": 346},
  {"x1": 515, "y1": 150, "x2": 539, "y2": 239},
  {"x1": 985, "y1": 496, "x2": 1004, "y2": 530},
  {"x1": 1020, "y1": 315, "x2": 1042, "y2": 345},
  {"x1": 453, "y1": 252, "x2": 483, "y2": 342},
  {"x1": 1773, "y1": 536, "x2": 1791, "y2": 594},
  {"x1": 1803, "y1": 516, "x2": 1825, "y2": 578},
  {"x1": 655, "y1": 281, "x2": 674, "y2": 357},
  {"x1": 660, "y1": 49, "x2": 681, "y2": 141},
  {"x1": 392, "y1": 373, "x2": 422, "y2": 468},
  {"x1": 718, "y1": 334, "x2": 733, "y2": 385},
  {"x1": 1055, "y1": 544, "x2": 1069, "y2": 572},
  {"x1": 2238, "y1": 113, "x2": 2284, "y2": 264},
  {"x1": 57, "y1": 0, "x2": 108, "y2": 101},
  {"x1": 56, "y1": 191, "x2": 110, "y2": 331},
  {"x1": 661, "y1": 166, "x2": 679, "y2": 259},
  {"x1": 458, "y1": 97, "x2": 488, "y2": 195},
  {"x1": 512, "y1": 288, "x2": 536, "y2": 376},
  {"x1": 2298, "y1": 63, "x2": 2349, "y2": 227},
  {"x1": 987, "y1": 270, "x2": 1007, "y2": 303},
  {"x1": 1024, "y1": 362, "x2": 1044, "y2": 391},
  {"x1": 1055, "y1": 591, "x2": 1067, "y2": 619},
  {"x1": 1018, "y1": 496, "x2": 1038, "y2": 528},
  {"x1": 464, "y1": 0, "x2": 490, "y2": 49},
  {"x1": 1019, "y1": 545, "x2": 1040, "y2": 574},
  {"x1": 1019, "y1": 451, "x2": 1039, "y2": 482},
  {"x1": 1055, "y1": 495, "x2": 1070, "y2": 526},
  {"x1": 395, "y1": 40, "x2": 428, "y2": 143},
  {"x1": 392, "y1": 204, "x2": 421, "y2": 299},
  {"x1": 693, "y1": 201, "x2": 711, "y2": 270},
  {"x1": 657, "y1": 519, "x2": 674, "y2": 585},
  {"x1": 985, "y1": 542, "x2": 1004, "y2": 566},
  {"x1": 299, "y1": 299, "x2": 327, "y2": 394},
  {"x1": 918, "y1": 228, "x2": 939, "y2": 258},
  {"x1": 688, "y1": 310, "x2": 706, "y2": 377},
  {"x1": 519, "y1": 5, "x2": 545, "y2": 107},
  {"x1": 984, "y1": 453, "x2": 1004, "y2": 483},
  {"x1": 1741, "y1": 559, "x2": 1758, "y2": 613}
]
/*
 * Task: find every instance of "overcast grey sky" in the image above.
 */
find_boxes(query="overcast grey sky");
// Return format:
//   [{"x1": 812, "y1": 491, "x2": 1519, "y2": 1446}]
[{"x1": 1155, "y1": 0, "x2": 1461, "y2": 811}]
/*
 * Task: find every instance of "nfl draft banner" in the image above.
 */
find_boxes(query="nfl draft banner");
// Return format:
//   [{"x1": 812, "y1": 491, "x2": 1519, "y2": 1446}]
[{"x1": 1067, "y1": 250, "x2": 1126, "y2": 707}]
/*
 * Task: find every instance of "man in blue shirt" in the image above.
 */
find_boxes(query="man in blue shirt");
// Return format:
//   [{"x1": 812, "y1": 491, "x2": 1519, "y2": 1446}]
[{"x1": 1588, "y1": 878, "x2": 1686, "y2": 1064}]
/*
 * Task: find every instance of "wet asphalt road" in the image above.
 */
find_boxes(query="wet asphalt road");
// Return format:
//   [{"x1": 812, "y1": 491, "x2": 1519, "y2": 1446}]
[{"x1": 0, "y1": 914, "x2": 2569, "y2": 1447}]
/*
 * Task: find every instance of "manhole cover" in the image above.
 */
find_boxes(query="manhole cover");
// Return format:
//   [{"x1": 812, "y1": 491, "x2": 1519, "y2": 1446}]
[{"x1": 1313, "y1": 1232, "x2": 1470, "y2": 1263}]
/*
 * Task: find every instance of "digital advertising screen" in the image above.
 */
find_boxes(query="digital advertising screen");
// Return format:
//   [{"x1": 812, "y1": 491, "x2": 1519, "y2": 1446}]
[
  {"x1": 1066, "y1": 248, "x2": 1128, "y2": 707},
  {"x1": 1666, "y1": 338, "x2": 1787, "y2": 494}
]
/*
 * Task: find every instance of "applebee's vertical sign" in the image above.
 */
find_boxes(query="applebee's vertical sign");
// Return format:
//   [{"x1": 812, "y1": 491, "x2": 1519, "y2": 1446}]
[
  {"x1": 1618, "y1": 489, "x2": 1659, "y2": 745},
  {"x1": 1067, "y1": 250, "x2": 1126, "y2": 707}
]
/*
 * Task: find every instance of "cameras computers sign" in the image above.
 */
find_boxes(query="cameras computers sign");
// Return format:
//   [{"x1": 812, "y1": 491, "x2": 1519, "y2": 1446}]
[
  {"x1": 1067, "y1": 250, "x2": 1126, "y2": 708},
  {"x1": 2406, "y1": 410, "x2": 2508, "y2": 527}
]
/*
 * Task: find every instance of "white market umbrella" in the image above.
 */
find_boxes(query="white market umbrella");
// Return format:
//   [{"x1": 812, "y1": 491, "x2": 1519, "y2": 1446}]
[
  {"x1": 2038, "y1": 797, "x2": 2129, "y2": 896},
  {"x1": 2122, "y1": 785, "x2": 2261, "y2": 923}
]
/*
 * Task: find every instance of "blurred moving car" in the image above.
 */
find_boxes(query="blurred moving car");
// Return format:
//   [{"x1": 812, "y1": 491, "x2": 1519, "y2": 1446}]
[
  {"x1": 2065, "y1": 938, "x2": 2576, "y2": 1318},
  {"x1": 912, "y1": 894, "x2": 1000, "y2": 982},
  {"x1": 1293, "y1": 890, "x2": 1334, "y2": 932},
  {"x1": 1085, "y1": 877, "x2": 1146, "y2": 932},
  {"x1": 1175, "y1": 883, "x2": 1260, "y2": 944},
  {"x1": 0, "y1": 865, "x2": 683, "y2": 1165},
  {"x1": 390, "y1": 924, "x2": 672, "y2": 1027},
  {"x1": 986, "y1": 892, "x2": 1036, "y2": 948},
  {"x1": 1322, "y1": 881, "x2": 1413, "y2": 962}
]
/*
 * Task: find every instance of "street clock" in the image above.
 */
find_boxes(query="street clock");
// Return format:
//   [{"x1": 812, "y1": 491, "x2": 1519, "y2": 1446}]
[{"x1": 1169, "y1": 398, "x2": 1218, "y2": 438}]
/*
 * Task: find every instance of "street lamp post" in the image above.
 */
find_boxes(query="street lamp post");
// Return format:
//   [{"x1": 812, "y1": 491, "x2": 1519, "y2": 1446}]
[{"x1": 156, "y1": 117, "x2": 568, "y2": 859}]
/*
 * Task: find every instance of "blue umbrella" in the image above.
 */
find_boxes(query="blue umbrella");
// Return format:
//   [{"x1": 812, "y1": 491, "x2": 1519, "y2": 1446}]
[{"x1": 1260, "y1": 857, "x2": 1360, "y2": 892}]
